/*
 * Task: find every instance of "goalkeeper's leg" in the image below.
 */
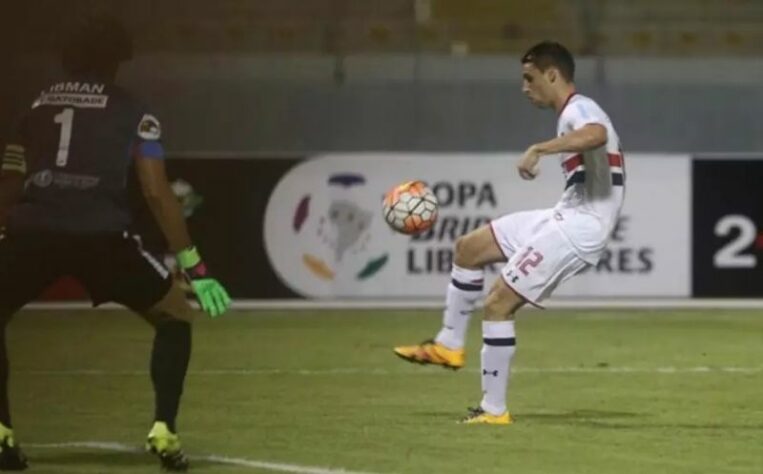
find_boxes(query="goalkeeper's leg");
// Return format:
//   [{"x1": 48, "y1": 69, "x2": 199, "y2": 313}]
[
  {"x1": 140, "y1": 282, "x2": 195, "y2": 472},
  {"x1": 0, "y1": 318, "x2": 28, "y2": 471},
  {"x1": 0, "y1": 232, "x2": 63, "y2": 471},
  {"x1": 81, "y1": 233, "x2": 195, "y2": 471}
]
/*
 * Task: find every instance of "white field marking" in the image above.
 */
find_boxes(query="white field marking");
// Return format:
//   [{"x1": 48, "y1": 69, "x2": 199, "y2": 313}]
[
  {"x1": 27, "y1": 442, "x2": 382, "y2": 474},
  {"x1": 15, "y1": 366, "x2": 763, "y2": 376},
  {"x1": 25, "y1": 297, "x2": 763, "y2": 310}
]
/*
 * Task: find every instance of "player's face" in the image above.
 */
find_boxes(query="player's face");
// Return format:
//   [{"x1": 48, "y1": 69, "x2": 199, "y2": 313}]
[{"x1": 521, "y1": 63, "x2": 553, "y2": 108}]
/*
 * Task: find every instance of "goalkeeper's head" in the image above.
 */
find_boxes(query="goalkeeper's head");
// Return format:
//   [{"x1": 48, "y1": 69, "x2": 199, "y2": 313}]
[{"x1": 62, "y1": 15, "x2": 133, "y2": 81}]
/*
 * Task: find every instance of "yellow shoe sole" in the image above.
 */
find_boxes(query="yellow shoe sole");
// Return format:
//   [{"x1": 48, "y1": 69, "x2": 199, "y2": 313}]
[
  {"x1": 461, "y1": 412, "x2": 513, "y2": 425},
  {"x1": 393, "y1": 344, "x2": 464, "y2": 370}
]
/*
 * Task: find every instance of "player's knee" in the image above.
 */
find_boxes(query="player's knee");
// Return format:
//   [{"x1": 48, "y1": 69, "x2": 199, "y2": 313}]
[
  {"x1": 483, "y1": 288, "x2": 520, "y2": 321},
  {"x1": 145, "y1": 282, "x2": 195, "y2": 325},
  {"x1": 162, "y1": 305, "x2": 195, "y2": 324},
  {"x1": 483, "y1": 296, "x2": 510, "y2": 321},
  {"x1": 157, "y1": 293, "x2": 195, "y2": 324},
  {"x1": 143, "y1": 307, "x2": 195, "y2": 327},
  {"x1": 453, "y1": 235, "x2": 477, "y2": 268}
]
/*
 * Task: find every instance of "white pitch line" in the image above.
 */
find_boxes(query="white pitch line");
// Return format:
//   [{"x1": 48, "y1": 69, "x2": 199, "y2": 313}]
[
  {"x1": 27, "y1": 442, "x2": 382, "y2": 474},
  {"x1": 25, "y1": 297, "x2": 763, "y2": 310},
  {"x1": 14, "y1": 366, "x2": 763, "y2": 376}
]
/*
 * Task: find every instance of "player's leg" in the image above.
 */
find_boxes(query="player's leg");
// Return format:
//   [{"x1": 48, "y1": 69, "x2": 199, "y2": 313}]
[
  {"x1": 139, "y1": 282, "x2": 194, "y2": 472},
  {"x1": 393, "y1": 224, "x2": 507, "y2": 369},
  {"x1": 0, "y1": 233, "x2": 62, "y2": 470},
  {"x1": 435, "y1": 226, "x2": 508, "y2": 350},
  {"x1": 461, "y1": 278, "x2": 523, "y2": 425},
  {"x1": 0, "y1": 303, "x2": 28, "y2": 472},
  {"x1": 77, "y1": 233, "x2": 193, "y2": 471},
  {"x1": 462, "y1": 216, "x2": 589, "y2": 425}
]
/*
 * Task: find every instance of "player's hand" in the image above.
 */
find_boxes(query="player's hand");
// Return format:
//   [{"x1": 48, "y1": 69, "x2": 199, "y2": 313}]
[
  {"x1": 518, "y1": 145, "x2": 542, "y2": 180},
  {"x1": 177, "y1": 246, "x2": 232, "y2": 318},
  {"x1": 188, "y1": 277, "x2": 231, "y2": 318}
]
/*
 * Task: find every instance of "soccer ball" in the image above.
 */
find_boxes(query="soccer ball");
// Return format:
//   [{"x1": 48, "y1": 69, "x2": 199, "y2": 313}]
[{"x1": 382, "y1": 180, "x2": 438, "y2": 235}]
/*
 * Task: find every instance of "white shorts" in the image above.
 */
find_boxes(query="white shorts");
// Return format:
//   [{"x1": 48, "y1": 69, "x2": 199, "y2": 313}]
[{"x1": 489, "y1": 209, "x2": 590, "y2": 308}]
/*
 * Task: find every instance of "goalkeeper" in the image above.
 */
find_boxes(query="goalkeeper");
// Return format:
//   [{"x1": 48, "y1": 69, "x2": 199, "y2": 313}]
[{"x1": 0, "y1": 16, "x2": 230, "y2": 471}]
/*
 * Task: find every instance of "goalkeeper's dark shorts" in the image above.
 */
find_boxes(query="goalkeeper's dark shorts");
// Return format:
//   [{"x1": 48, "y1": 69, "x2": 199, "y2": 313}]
[{"x1": 0, "y1": 230, "x2": 172, "y2": 316}]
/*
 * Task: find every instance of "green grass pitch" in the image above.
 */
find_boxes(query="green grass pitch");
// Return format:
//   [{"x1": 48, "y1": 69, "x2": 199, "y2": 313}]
[{"x1": 6, "y1": 309, "x2": 763, "y2": 473}]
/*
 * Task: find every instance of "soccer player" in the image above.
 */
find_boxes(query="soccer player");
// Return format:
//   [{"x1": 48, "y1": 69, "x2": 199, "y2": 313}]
[
  {"x1": 0, "y1": 16, "x2": 231, "y2": 470},
  {"x1": 394, "y1": 41, "x2": 625, "y2": 424}
]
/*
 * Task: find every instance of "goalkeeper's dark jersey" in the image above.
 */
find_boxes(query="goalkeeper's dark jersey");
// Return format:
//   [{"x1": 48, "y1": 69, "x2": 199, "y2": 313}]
[{"x1": 1, "y1": 77, "x2": 165, "y2": 234}]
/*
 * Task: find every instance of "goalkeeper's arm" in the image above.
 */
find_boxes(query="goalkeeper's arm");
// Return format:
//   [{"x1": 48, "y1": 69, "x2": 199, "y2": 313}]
[
  {"x1": 0, "y1": 169, "x2": 24, "y2": 228},
  {"x1": 134, "y1": 154, "x2": 231, "y2": 317},
  {"x1": 0, "y1": 139, "x2": 28, "y2": 227}
]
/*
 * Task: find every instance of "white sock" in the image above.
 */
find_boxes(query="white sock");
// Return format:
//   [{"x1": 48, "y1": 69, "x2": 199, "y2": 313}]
[
  {"x1": 434, "y1": 265, "x2": 484, "y2": 350},
  {"x1": 480, "y1": 320, "x2": 516, "y2": 416}
]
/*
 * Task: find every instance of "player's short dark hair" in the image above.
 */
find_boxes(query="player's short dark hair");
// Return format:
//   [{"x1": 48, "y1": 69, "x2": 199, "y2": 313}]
[
  {"x1": 62, "y1": 15, "x2": 133, "y2": 79},
  {"x1": 521, "y1": 41, "x2": 575, "y2": 82}
]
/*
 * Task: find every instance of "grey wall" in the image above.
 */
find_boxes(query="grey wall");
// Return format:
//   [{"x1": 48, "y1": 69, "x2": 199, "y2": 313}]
[{"x1": 3, "y1": 55, "x2": 763, "y2": 154}]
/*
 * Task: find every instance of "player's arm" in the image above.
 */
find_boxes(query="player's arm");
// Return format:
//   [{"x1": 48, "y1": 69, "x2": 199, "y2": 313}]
[
  {"x1": 518, "y1": 125, "x2": 607, "y2": 180},
  {"x1": 0, "y1": 168, "x2": 24, "y2": 228},
  {"x1": 531, "y1": 124, "x2": 607, "y2": 156},
  {"x1": 0, "y1": 123, "x2": 29, "y2": 227},
  {"x1": 134, "y1": 156, "x2": 192, "y2": 252},
  {"x1": 135, "y1": 155, "x2": 231, "y2": 317},
  {"x1": 133, "y1": 113, "x2": 230, "y2": 317}
]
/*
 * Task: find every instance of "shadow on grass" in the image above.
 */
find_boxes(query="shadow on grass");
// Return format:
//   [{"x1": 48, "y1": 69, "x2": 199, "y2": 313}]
[
  {"x1": 413, "y1": 409, "x2": 641, "y2": 421},
  {"x1": 520, "y1": 409, "x2": 640, "y2": 421},
  {"x1": 520, "y1": 410, "x2": 763, "y2": 431},
  {"x1": 569, "y1": 420, "x2": 763, "y2": 431}
]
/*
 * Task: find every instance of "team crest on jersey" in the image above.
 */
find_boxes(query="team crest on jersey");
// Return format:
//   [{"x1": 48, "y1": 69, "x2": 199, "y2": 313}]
[
  {"x1": 137, "y1": 114, "x2": 161, "y2": 140},
  {"x1": 31, "y1": 170, "x2": 53, "y2": 188}
]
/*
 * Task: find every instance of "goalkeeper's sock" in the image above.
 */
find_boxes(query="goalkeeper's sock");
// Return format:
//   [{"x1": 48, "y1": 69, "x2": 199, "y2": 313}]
[
  {"x1": 151, "y1": 320, "x2": 191, "y2": 432},
  {"x1": 0, "y1": 326, "x2": 11, "y2": 428},
  {"x1": 434, "y1": 265, "x2": 483, "y2": 350},
  {"x1": 479, "y1": 320, "x2": 516, "y2": 416}
]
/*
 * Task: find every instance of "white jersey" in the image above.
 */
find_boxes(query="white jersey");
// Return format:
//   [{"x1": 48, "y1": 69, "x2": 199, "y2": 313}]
[{"x1": 553, "y1": 93, "x2": 625, "y2": 264}]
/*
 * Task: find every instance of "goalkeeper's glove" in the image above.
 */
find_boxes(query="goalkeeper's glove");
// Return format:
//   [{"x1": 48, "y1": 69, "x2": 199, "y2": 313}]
[{"x1": 177, "y1": 246, "x2": 231, "y2": 317}]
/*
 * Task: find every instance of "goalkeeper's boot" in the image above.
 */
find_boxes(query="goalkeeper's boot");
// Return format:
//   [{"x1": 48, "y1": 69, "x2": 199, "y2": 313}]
[
  {"x1": 146, "y1": 422, "x2": 189, "y2": 472},
  {"x1": 393, "y1": 339, "x2": 465, "y2": 370},
  {"x1": 460, "y1": 406, "x2": 512, "y2": 425},
  {"x1": 0, "y1": 423, "x2": 27, "y2": 471}
]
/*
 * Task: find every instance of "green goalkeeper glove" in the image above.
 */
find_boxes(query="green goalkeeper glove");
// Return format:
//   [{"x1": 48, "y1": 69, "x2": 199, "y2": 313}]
[{"x1": 177, "y1": 246, "x2": 231, "y2": 317}]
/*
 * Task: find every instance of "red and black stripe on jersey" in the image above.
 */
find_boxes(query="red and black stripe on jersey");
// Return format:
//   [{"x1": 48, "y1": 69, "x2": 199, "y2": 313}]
[{"x1": 562, "y1": 153, "x2": 625, "y2": 189}]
